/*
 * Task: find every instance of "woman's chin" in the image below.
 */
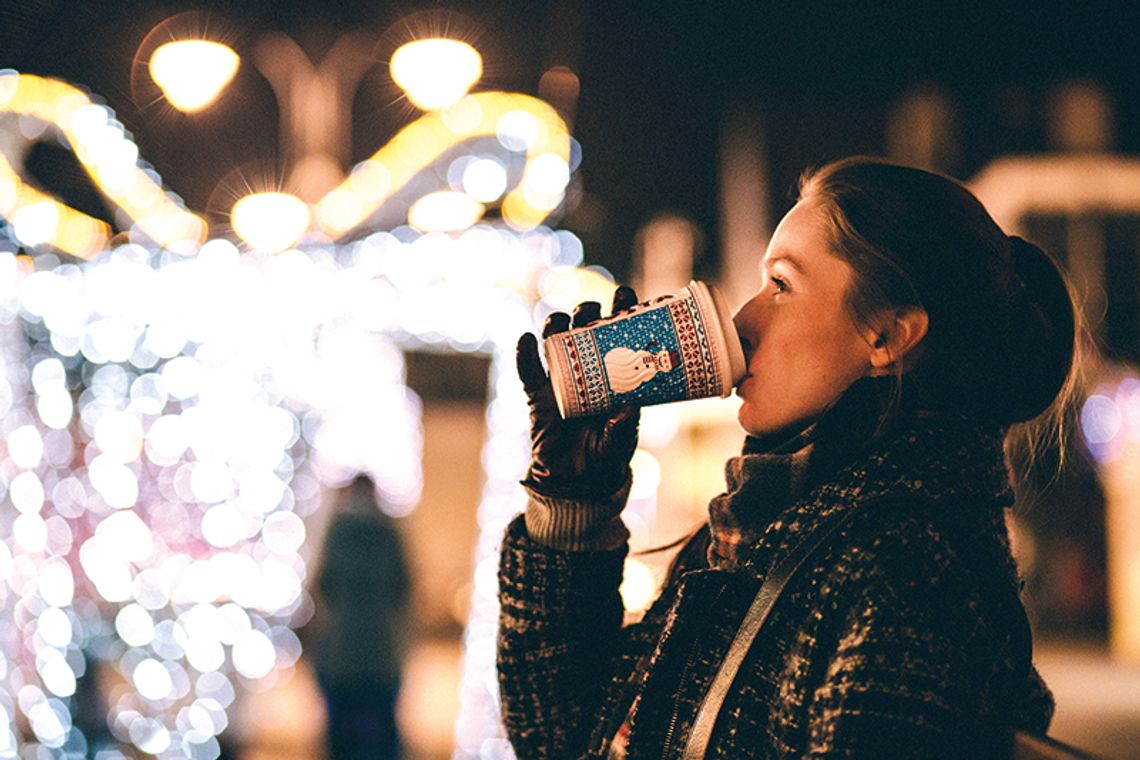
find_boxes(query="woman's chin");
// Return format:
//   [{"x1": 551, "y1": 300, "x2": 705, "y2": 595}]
[{"x1": 736, "y1": 406, "x2": 763, "y2": 437}]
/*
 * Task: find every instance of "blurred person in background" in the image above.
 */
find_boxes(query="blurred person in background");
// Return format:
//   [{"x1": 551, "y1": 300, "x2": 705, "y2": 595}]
[
  {"x1": 308, "y1": 474, "x2": 411, "y2": 760},
  {"x1": 498, "y1": 157, "x2": 1085, "y2": 758}
]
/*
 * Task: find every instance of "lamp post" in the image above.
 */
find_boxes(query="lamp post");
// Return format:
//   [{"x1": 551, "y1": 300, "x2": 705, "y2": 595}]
[
  {"x1": 249, "y1": 31, "x2": 375, "y2": 202},
  {"x1": 143, "y1": 26, "x2": 488, "y2": 251}
]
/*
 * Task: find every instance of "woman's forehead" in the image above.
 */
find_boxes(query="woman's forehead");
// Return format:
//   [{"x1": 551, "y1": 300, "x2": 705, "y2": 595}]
[
  {"x1": 769, "y1": 200, "x2": 828, "y2": 247},
  {"x1": 765, "y1": 205, "x2": 853, "y2": 284}
]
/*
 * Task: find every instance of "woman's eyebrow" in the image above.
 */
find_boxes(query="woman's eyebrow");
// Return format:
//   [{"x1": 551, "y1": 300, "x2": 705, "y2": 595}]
[{"x1": 766, "y1": 254, "x2": 806, "y2": 274}]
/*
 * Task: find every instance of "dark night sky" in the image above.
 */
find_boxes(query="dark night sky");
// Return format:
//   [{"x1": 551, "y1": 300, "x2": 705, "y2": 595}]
[{"x1": 3, "y1": 0, "x2": 1140, "y2": 278}]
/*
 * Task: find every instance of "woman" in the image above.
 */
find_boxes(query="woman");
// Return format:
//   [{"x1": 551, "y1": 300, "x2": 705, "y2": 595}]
[{"x1": 498, "y1": 157, "x2": 1080, "y2": 758}]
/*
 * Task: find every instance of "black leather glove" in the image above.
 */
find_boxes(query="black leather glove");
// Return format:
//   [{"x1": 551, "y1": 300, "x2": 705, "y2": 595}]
[{"x1": 517, "y1": 285, "x2": 641, "y2": 499}]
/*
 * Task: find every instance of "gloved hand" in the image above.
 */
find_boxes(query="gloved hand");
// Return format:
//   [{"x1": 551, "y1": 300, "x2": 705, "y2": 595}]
[{"x1": 517, "y1": 285, "x2": 641, "y2": 499}]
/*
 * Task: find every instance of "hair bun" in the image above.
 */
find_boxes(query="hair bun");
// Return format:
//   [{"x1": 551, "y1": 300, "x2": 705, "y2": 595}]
[{"x1": 998, "y1": 236, "x2": 1076, "y2": 422}]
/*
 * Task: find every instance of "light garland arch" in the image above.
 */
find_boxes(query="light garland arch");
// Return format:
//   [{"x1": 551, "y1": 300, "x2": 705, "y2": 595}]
[{"x1": 0, "y1": 69, "x2": 610, "y2": 758}]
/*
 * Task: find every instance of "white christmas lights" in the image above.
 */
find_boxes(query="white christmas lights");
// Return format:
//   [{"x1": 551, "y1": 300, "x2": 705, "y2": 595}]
[{"x1": 0, "y1": 65, "x2": 598, "y2": 760}]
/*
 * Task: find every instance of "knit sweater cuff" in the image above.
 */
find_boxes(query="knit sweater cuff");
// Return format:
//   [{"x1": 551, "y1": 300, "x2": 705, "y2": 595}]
[{"x1": 523, "y1": 478, "x2": 631, "y2": 551}]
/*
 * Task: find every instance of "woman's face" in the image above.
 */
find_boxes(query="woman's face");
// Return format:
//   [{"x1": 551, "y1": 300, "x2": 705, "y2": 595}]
[{"x1": 733, "y1": 199, "x2": 876, "y2": 437}]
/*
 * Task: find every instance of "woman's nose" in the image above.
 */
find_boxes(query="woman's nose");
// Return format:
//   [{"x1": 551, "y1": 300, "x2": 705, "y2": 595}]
[
  {"x1": 732, "y1": 296, "x2": 763, "y2": 341},
  {"x1": 732, "y1": 297, "x2": 763, "y2": 358}
]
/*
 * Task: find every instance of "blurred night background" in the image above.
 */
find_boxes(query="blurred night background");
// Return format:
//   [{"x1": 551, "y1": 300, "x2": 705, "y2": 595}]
[{"x1": 1, "y1": 0, "x2": 1140, "y2": 758}]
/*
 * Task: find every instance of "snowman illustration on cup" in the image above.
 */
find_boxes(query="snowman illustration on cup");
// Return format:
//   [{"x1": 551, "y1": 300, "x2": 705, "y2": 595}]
[{"x1": 603, "y1": 339, "x2": 681, "y2": 394}]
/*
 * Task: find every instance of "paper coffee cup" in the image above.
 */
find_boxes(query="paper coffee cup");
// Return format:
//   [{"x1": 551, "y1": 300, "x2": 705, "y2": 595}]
[{"x1": 543, "y1": 280, "x2": 746, "y2": 418}]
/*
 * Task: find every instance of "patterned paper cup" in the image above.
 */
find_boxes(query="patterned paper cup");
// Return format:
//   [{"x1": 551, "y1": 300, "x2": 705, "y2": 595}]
[{"x1": 543, "y1": 281, "x2": 746, "y2": 418}]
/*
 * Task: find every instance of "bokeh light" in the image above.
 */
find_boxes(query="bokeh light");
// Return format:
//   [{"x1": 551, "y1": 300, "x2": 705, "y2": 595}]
[
  {"x1": 0, "y1": 58, "x2": 597, "y2": 758},
  {"x1": 1082, "y1": 374, "x2": 1140, "y2": 463},
  {"x1": 459, "y1": 156, "x2": 508, "y2": 202},
  {"x1": 231, "y1": 192, "x2": 311, "y2": 252},
  {"x1": 314, "y1": 91, "x2": 572, "y2": 239},
  {"x1": 0, "y1": 206, "x2": 586, "y2": 754},
  {"x1": 389, "y1": 38, "x2": 483, "y2": 111},
  {"x1": 0, "y1": 72, "x2": 206, "y2": 255},
  {"x1": 619, "y1": 558, "x2": 657, "y2": 614},
  {"x1": 629, "y1": 449, "x2": 662, "y2": 501},
  {"x1": 407, "y1": 190, "x2": 485, "y2": 232},
  {"x1": 148, "y1": 40, "x2": 240, "y2": 114}
]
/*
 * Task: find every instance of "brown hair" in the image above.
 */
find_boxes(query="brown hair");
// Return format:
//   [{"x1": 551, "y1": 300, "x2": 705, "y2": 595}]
[{"x1": 797, "y1": 157, "x2": 1088, "y2": 456}]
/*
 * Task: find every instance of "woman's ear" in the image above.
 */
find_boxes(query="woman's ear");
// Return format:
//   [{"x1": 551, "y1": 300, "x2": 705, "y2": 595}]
[{"x1": 867, "y1": 307, "x2": 929, "y2": 372}]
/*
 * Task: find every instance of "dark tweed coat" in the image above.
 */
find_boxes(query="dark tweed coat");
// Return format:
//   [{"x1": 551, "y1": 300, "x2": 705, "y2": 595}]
[{"x1": 497, "y1": 413, "x2": 1055, "y2": 759}]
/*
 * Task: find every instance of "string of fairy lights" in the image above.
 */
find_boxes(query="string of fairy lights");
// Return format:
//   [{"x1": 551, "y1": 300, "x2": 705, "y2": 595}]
[
  {"x1": 0, "y1": 221, "x2": 591, "y2": 757},
  {"x1": 0, "y1": 20, "x2": 717, "y2": 756},
  {"x1": 0, "y1": 28, "x2": 678, "y2": 755}
]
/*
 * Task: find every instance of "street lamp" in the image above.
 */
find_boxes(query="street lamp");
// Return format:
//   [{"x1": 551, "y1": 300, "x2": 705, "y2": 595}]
[
  {"x1": 230, "y1": 191, "x2": 311, "y2": 251},
  {"x1": 148, "y1": 40, "x2": 240, "y2": 113},
  {"x1": 389, "y1": 38, "x2": 483, "y2": 111},
  {"x1": 141, "y1": 21, "x2": 487, "y2": 246},
  {"x1": 137, "y1": 20, "x2": 574, "y2": 248},
  {"x1": 137, "y1": 14, "x2": 376, "y2": 208}
]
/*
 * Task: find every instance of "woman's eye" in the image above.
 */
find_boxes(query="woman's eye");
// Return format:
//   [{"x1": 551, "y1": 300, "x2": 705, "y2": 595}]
[{"x1": 770, "y1": 276, "x2": 789, "y2": 294}]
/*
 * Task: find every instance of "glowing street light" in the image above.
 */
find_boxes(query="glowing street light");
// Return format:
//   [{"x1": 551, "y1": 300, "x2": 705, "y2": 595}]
[
  {"x1": 149, "y1": 40, "x2": 240, "y2": 113},
  {"x1": 231, "y1": 192, "x2": 311, "y2": 251},
  {"x1": 390, "y1": 38, "x2": 482, "y2": 111}
]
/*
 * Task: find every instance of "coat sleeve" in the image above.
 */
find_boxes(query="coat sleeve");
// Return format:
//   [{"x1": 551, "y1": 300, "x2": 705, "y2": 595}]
[{"x1": 497, "y1": 515, "x2": 630, "y2": 758}]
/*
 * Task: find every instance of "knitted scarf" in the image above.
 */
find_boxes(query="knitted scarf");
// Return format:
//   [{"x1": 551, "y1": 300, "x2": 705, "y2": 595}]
[{"x1": 708, "y1": 377, "x2": 900, "y2": 570}]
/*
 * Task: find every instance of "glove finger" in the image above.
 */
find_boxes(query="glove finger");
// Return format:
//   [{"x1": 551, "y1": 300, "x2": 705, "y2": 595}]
[
  {"x1": 593, "y1": 405, "x2": 640, "y2": 472},
  {"x1": 611, "y1": 285, "x2": 639, "y2": 315},
  {"x1": 516, "y1": 333, "x2": 549, "y2": 394},
  {"x1": 517, "y1": 333, "x2": 563, "y2": 425},
  {"x1": 542, "y1": 311, "x2": 572, "y2": 338},
  {"x1": 607, "y1": 405, "x2": 641, "y2": 447},
  {"x1": 571, "y1": 301, "x2": 602, "y2": 328}
]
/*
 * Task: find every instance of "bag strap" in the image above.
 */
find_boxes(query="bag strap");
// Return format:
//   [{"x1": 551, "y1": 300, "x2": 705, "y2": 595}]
[
  {"x1": 680, "y1": 499, "x2": 1100, "y2": 760},
  {"x1": 681, "y1": 506, "x2": 858, "y2": 760}
]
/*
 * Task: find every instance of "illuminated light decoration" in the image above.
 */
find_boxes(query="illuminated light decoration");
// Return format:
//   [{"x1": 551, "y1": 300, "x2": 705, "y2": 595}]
[
  {"x1": 1080, "y1": 372, "x2": 1140, "y2": 662},
  {"x1": 389, "y1": 38, "x2": 483, "y2": 111},
  {"x1": 148, "y1": 40, "x2": 241, "y2": 114},
  {"x1": 629, "y1": 449, "x2": 663, "y2": 501},
  {"x1": 0, "y1": 68, "x2": 592, "y2": 757},
  {"x1": 347, "y1": 158, "x2": 392, "y2": 201},
  {"x1": 1, "y1": 73, "x2": 569, "y2": 255},
  {"x1": 495, "y1": 109, "x2": 541, "y2": 151},
  {"x1": 0, "y1": 153, "x2": 109, "y2": 258},
  {"x1": 618, "y1": 558, "x2": 658, "y2": 614},
  {"x1": 0, "y1": 221, "x2": 605, "y2": 756},
  {"x1": 1080, "y1": 375, "x2": 1140, "y2": 465},
  {"x1": 316, "y1": 92, "x2": 572, "y2": 238},
  {"x1": 407, "y1": 190, "x2": 486, "y2": 232},
  {"x1": 458, "y1": 156, "x2": 509, "y2": 202},
  {"x1": 1081, "y1": 392, "x2": 1124, "y2": 461},
  {"x1": 441, "y1": 94, "x2": 484, "y2": 134},
  {"x1": 537, "y1": 264, "x2": 618, "y2": 312},
  {"x1": 505, "y1": 151, "x2": 571, "y2": 230},
  {"x1": 0, "y1": 71, "x2": 207, "y2": 256},
  {"x1": 522, "y1": 152, "x2": 571, "y2": 205},
  {"x1": 230, "y1": 192, "x2": 312, "y2": 252},
  {"x1": 0, "y1": 239, "x2": 444, "y2": 756}
]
